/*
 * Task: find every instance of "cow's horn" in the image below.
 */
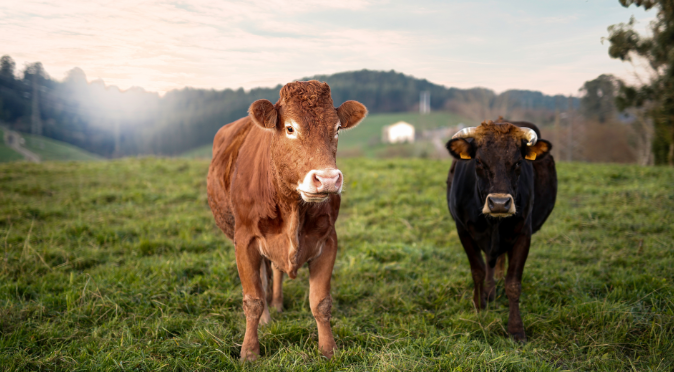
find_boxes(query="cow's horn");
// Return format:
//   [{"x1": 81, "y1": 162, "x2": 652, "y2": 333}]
[
  {"x1": 451, "y1": 127, "x2": 478, "y2": 139},
  {"x1": 521, "y1": 128, "x2": 538, "y2": 146}
]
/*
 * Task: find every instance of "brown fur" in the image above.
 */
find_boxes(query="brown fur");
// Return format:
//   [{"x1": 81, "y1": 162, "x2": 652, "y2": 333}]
[
  {"x1": 472, "y1": 120, "x2": 531, "y2": 145},
  {"x1": 280, "y1": 80, "x2": 332, "y2": 109},
  {"x1": 207, "y1": 80, "x2": 367, "y2": 360},
  {"x1": 527, "y1": 140, "x2": 550, "y2": 158},
  {"x1": 448, "y1": 138, "x2": 472, "y2": 159},
  {"x1": 337, "y1": 101, "x2": 368, "y2": 129},
  {"x1": 250, "y1": 100, "x2": 278, "y2": 129},
  {"x1": 221, "y1": 121, "x2": 253, "y2": 192}
]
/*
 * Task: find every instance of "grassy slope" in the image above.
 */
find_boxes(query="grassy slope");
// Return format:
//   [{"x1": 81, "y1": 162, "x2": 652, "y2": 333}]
[
  {"x1": 180, "y1": 111, "x2": 470, "y2": 159},
  {"x1": 21, "y1": 133, "x2": 101, "y2": 161},
  {"x1": 337, "y1": 111, "x2": 469, "y2": 156},
  {"x1": 0, "y1": 128, "x2": 25, "y2": 163},
  {"x1": 0, "y1": 158, "x2": 672, "y2": 371},
  {"x1": 181, "y1": 144, "x2": 214, "y2": 159}
]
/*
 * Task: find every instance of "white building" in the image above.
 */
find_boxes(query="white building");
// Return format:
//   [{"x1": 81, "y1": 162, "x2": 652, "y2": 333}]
[{"x1": 382, "y1": 121, "x2": 415, "y2": 144}]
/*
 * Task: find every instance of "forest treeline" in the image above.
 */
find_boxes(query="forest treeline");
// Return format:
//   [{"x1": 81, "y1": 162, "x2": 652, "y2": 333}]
[{"x1": 0, "y1": 55, "x2": 577, "y2": 157}]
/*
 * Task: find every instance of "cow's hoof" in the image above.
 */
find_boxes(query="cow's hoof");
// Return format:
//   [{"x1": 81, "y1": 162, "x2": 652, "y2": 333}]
[
  {"x1": 240, "y1": 349, "x2": 259, "y2": 362},
  {"x1": 240, "y1": 341, "x2": 260, "y2": 362},
  {"x1": 319, "y1": 343, "x2": 337, "y2": 359},
  {"x1": 272, "y1": 301, "x2": 283, "y2": 313},
  {"x1": 511, "y1": 332, "x2": 527, "y2": 344},
  {"x1": 321, "y1": 346, "x2": 337, "y2": 359}
]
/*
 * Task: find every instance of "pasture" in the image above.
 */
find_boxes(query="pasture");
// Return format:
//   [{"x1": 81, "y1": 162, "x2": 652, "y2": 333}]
[
  {"x1": 0, "y1": 128, "x2": 101, "y2": 163},
  {"x1": 19, "y1": 134, "x2": 101, "y2": 162},
  {"x1": 0, "y1": 158, "x2": 672, "y2": 371},
  {"x1": 0, "y1": 128, "x2": 24, "y2": 163}
]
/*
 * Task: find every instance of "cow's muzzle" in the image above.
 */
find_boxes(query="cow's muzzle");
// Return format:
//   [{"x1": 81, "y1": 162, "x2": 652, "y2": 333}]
[
  {"x1": 482, "y1": 193, "x2": 516, "y2": 217},
  {"x1": 297, "y1": 169, "x2": 343, "y2": 202}
]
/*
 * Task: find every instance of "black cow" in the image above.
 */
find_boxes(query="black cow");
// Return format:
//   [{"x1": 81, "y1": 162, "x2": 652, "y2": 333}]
[{"x1": 445, "y1": 119, "x2": 557, "y2": 342}]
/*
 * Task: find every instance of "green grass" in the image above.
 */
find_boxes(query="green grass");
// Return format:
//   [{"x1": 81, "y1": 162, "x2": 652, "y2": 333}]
[
  {"x1": 0, "y1": 128, "x2": 25, "y2": 163},
  {"x1": 0, "y1": 158, "x2": 672, "y2": 371},
  {"x1": 20, "y1": 133, "x2": 101, "y2": 161},
  {"x1": 179, "y1": 111, "x2": 469, "y2": 159},
  {"x1": 337, "y1": 111, "x2": 469, "y2": 156},
  {"x1": 181, "y1": 144, "x2": 214, "y2": 159}
]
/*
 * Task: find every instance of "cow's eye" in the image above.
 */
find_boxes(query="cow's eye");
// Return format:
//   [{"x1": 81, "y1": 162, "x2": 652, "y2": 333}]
[{"x1": 286, "y1": 126, "x2": 294, "y2": 134}]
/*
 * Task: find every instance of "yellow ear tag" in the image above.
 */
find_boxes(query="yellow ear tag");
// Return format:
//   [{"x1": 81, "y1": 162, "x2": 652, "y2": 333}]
[
  {"x1": 460, "y1": 153, "x2": 471, "y2": 160},
  {"x1": 525, "y1": 153, "x2": 537, "y2": 161}
]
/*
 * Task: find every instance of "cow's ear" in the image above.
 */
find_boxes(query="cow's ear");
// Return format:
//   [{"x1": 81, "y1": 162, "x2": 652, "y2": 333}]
[
  {"x1": 249, "y1": 99, "x2": 278, "y2": 130},
  {"x1": 446, "y1": 138, "x2": 475, "y2": 160},
  {"x1": 523, "y1": 139, "x2": 552, "y2": 161},
  {"x1": 336, "y1": 101, "x2": 368, "y2": 129}
]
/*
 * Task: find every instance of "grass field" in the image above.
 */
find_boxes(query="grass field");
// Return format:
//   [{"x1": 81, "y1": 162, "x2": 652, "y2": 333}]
[
  {"x1": 20, "y1": 134, "x2": 101, "y2": 162},
  {"x1": 336, "y1": 111, "x2": 469, "y2": 157},
  {"x1": 0, "y1": 128, "x2": 101, "y2": 163},
  {"x1": 181, "y1": 145, "x2": 213, "y2": 159},
  {"x1": 180, "y1": 111, "x2": 469, "y2": 159},
  {"x1": 1, "y1": 158, "x2": 673, "y2": 371},
  {"x1": 0, "y1": 128, "x2": 25, "y2": 163}
]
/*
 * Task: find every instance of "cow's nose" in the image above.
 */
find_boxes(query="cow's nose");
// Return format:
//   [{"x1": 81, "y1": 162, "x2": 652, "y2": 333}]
[
  {"x1": 312, "y1": 169, "x2": 343, "y2": 193},
  {"x1": 487, "y1": 196, "x2": 511, "y2": 213}
]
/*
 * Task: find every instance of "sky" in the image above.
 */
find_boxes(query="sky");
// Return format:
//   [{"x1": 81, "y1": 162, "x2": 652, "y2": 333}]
[{"x1": 0, "y1": 0, "x2": 654, "y2": 95}]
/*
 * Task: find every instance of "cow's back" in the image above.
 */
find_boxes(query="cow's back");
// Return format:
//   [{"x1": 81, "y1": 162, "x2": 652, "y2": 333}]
[{"x1": 207, "y1": 117, "x2": 256, "y2": 239}]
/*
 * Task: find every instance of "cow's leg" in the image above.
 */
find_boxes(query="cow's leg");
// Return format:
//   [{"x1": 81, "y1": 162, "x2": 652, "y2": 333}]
[
  {"x1": 457, "y1": 228, "x2": 487, "y2": 310},
  {"x1": 484, "y1": 253, "x2": 497, "y2": 303},
  {"x1": 259, "y1": 259, "x2": 272, "y2": 325},
  {"x1": 505, "y1": 233, "x2": 531, "y2": 343},
  {"x1": 235, "y1": 238, "x2": 266, "y2": 361},
  {"x1": 271, "y1": 263, "x2": 284, "y2": 313},
  {"x1": 308, "y1": 232, "x2": 338, "y2": 358},
  {"x1": 485, "y1": 253, "x2": 506, "y2": 302},
  {"x1": 494, "y1": 254, "x2": 506, "y2": 280}
]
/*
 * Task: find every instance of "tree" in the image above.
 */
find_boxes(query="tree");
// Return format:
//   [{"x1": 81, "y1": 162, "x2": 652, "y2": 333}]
[
  {"x1": 23, "y1": 62, "x2": 48, "y2": 135},
  {"x1": 23, "y1": 62, "x2": 48, "y2": 82},
  {"x1": 0, "y1": 55, "x2": 15, "y2": 80},
  {"x1": 579, "y1": 74, "x2": 619, "y2": 123},
  {"x1": 64, "y1": 67, "x2": 88, "y2": 87},
  {"x1": 605, "y1": 0, "x2": 674, "y2": 165}
]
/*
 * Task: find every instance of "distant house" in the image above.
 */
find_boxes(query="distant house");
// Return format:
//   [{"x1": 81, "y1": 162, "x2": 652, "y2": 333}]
[{"x1": 382, "y1": 121, "x2": 415, "y2": 144}]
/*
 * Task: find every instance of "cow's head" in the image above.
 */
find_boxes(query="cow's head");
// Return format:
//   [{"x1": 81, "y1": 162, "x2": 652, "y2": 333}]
[
  {"x1": 446, "y1": 120, "x2": 552, "y2": 217},
  {"x1": 248, "y1": 80, "x2": 367, "y2": 202}
]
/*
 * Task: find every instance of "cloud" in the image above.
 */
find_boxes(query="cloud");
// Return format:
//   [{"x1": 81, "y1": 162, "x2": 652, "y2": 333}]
[{"x1": 0, "y1": 0, "x2": 655, "y2": 95}]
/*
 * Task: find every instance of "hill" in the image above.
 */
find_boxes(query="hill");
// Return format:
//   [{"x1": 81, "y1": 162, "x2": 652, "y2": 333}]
[
  {"x1": 0, "y1": 126, "x2": 101, "y2": 162},
  {"x1": 1, "y1": 54, "x2": 576, "y2": 158},
  {"x1": 20, "y1": 133, "x2": 101, "y2": 161},
  {"x1": 0, "y1": 127, "x2": 24, "y2": 162},
  {"x1": 0, "y1": 158, "x2": 672, "y2": 370},
  {"x1": 180, "y1": 143, "x2": 213, "y2": 159},
  {"x1": 337, "y1": 111, "x2": 468, "y2": 158},
  {"x1": 310, "y1": 70, "x2": 576, "y2": 114}
]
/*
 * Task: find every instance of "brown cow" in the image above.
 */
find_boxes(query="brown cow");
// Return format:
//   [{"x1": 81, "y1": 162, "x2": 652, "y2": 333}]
[{"x1": 207, "y1": 81, "x2": 367, "y2": 360}]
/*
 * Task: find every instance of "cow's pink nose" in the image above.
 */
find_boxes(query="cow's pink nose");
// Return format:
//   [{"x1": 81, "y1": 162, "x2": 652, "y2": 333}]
[{"x1": 311, "y1": 169, "x2": 343, "y2": 193}]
